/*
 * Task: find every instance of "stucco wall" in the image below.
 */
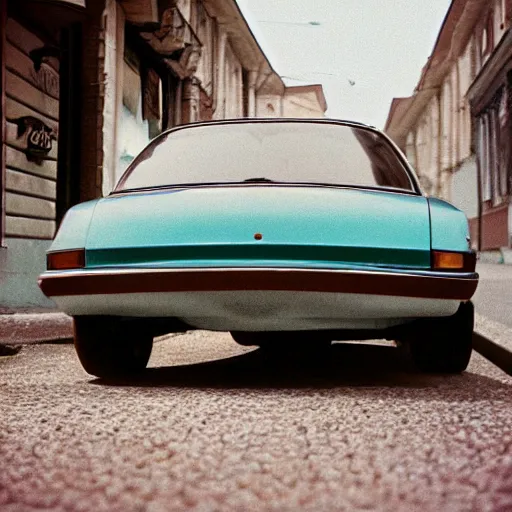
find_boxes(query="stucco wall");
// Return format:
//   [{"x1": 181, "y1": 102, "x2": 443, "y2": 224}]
[
  {"x1": 457, "y1": 41, "x2": 473, "y2": 163},
  {"x1": 440, "y1": 76, "x2": 454, "y2": 173},
  {"x1": 451, "y1": 155, "x2": 479, "y2": 220},
  {"x1": 282, "y1": 90, "x2": 325, "y2": 118},
  {"x1": 102, "y1": 0, "x2": 124, "y2": 196},
  {"x1": 413, "y1": 95, "x2": 440, "y2": 195},
  {"x1": 494, "y1": 0, "x2": 508, "y2": 47},
  {"x1": 223, "y1": 42, "x2": 243, "y2": 119},
  {"x1": 256, "y1": 94, "x2": 282, "y2": 117},
  {"x1": 0, "y1": 240, "x2": 55, "y2": 308}
]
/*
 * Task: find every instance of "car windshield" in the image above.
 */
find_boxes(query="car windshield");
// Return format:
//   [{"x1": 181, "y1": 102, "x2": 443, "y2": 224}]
[{"x1": 115, "y1": 122, "x2": 416, "y2": 193}]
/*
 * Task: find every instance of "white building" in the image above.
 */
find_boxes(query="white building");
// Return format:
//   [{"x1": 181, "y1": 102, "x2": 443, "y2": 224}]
[{"x1": 385, "y1": 0, "x2": 512, "y2": 257}]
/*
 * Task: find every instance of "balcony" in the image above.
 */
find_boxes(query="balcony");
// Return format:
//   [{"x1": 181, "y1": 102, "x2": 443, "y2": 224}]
[{"x1": 134, "y1": 6, "x2": 202, "y2": 78}]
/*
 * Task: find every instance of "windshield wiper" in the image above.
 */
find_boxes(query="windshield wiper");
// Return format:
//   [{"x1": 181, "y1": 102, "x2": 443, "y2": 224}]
[
  {"x1": 111, "y1": 182, "x2": 235, "y2": 194},
  {"x1": 114, "y1": 179, "x2": 277, "y2": 194}
]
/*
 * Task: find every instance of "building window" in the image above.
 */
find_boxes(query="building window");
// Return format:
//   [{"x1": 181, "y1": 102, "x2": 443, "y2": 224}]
[
  {"x1": 176, "y1": 0, "x2": 191, "y2": 22},
  {"x1": 481, "y1": 28, "x2": 488, "y2": 58},
  {"x1": 479, "y1": 115, "x2": 492, "y2": 202},
  {"x1": 195, "y1": 2, "x2": 214, "y2": 97},
  {"x1": 498, "y1": 88, "x2": 509, "y2": 197},
  {"x1": 142, "y1": 66, "x2": 163, "y2": 139},
  {"x1": 477, "y1": 88, "x2": 510, "y2": 207},
  {"x1": 118, "y1": 46, "x2": 163, "y2": 178},
  {"x1": 482, "y1": 12, "x2": 494, "y2": 57},
  {"x1": 470, "y1": 35, "x2": 478, "y2": 79},
  {"x1": 489, "y1": 108, "x2": 500, "y2": 203}
]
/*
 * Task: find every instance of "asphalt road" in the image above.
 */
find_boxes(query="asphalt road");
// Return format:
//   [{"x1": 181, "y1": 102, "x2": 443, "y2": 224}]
[
  {"x1": 2, "y1": 331, "x2": 512, "y2": 511},
  {"x1": 473, "y1": 263, "x2": 512, "y2": 328}
]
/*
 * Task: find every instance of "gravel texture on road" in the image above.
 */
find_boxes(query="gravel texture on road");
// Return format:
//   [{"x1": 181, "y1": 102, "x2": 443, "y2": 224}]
[{"x1": 2, "y1": 331, "x2": 512, "y2": 512}]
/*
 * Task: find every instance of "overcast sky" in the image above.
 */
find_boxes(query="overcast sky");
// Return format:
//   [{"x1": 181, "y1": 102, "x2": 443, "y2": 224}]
[{"x1": 238, "y1": 0, "x2": 452, "y2": 129}]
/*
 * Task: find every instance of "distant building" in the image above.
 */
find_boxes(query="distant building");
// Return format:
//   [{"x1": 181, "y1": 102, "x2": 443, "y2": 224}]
[
  {"x1": 255, "y1": 84, "x2": 327, "y2": 119},
  {"x1": 0, "y1": 0, "x2": 326, "y2": 308},
  {"x1": 385, "y1": 0, "x2": 512, "y2": 260},
  {"x1": 283, "y1": 85, "x2": 328, "y2": 118}
]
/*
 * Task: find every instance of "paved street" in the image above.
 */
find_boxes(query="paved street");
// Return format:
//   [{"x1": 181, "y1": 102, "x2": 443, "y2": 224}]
[
  {"x1": 2, "y1": 331, "x2": 512, "y2": 511},
  {"x1": 474, "y1": 264, "x2": 512, "y2": 328}
]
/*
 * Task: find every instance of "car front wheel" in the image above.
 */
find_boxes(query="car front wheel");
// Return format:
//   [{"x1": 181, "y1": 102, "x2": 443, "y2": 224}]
[
  {"x1": 408, "y1": 301, "x2": 474, "y2": 374},
  {"x1": 73, "y1": 316, "x2": 153, "y2": 378}
]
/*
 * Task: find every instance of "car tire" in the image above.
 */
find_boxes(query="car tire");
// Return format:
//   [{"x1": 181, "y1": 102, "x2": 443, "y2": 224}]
[
  {"x1": 73, "y1": 316, "x2": 153, "y2": 378},
  {"x1": 408, "y1": 301, "x2": 474, "y2": 374}
]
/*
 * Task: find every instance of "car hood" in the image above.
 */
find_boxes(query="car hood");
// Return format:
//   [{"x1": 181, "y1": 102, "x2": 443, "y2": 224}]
[{"x1": 85, "y1": 185, "x2": 432, "y2": 269}]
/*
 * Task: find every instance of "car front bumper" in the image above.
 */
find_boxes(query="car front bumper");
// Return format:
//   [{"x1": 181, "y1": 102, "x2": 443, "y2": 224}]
[
  {"x1": 38, "y1": 267, "x2": 478, "y2": 331},
  {"x1": 39, "y1": 266, "x2": 478, "y2": 300}
]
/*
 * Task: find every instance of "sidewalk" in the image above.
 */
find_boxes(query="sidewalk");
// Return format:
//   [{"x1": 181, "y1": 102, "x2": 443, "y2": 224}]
[
  {"x1": 0, "y1": 310, "x2": 73, "y2": 345},
  {"x1": 479, "y1": 248, "x2": 512, "y2": 265},
  {"x1": 473, "y1": 263, "x2": 512, "y2": 328}
]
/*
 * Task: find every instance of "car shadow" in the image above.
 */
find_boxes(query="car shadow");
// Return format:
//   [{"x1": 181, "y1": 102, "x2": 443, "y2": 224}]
[{"x1": 91, "y1": 340, "x2": 512, "y2": 401}]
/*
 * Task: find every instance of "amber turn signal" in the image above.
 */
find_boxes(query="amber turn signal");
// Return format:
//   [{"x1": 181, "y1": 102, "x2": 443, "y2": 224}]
[
  {"x1": 432, "y1": 250, "x2": 476, "y2": 272},
  {"x1": 47, "y1": 249, "x2": 85, "y2": 270}
]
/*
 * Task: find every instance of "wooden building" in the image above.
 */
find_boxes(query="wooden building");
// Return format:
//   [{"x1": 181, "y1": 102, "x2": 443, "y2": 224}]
[{"x1": 0, "y1": 0, "x2": 86, "y2": 307}]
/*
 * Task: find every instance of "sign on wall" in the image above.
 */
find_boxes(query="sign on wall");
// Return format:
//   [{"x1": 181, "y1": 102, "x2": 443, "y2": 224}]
[{"x1": 11, "y1": 116, "x2": 57, "y2": 164}]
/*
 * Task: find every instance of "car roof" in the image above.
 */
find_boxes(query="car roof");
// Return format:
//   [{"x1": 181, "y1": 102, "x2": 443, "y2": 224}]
[{"x1": 168, "y1": 117, "x2": 378, "y2": 132}]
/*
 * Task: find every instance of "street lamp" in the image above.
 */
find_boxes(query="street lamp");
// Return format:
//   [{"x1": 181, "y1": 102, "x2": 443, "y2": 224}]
[{"x1": 282, "y1": 72, "x2": 357, "y2": 87}]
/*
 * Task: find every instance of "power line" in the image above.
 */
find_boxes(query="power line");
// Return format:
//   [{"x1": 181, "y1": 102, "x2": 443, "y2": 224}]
[{"x1": 257, "y1": 20, "x2": 322, "y2": 26}]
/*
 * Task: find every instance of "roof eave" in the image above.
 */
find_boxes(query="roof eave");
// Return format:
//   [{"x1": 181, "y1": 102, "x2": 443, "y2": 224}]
[
  {"x1": 467, "y1": 28, "x2": 512, "y2": 106},
  {"x1": 204, "y1": 0, "x2": 285, "y2": 94},
  {"x1": 385, "y1": 0, "x2": 488, "y2": 141},
  {"x1": 285, "y1": 84, "x2": 328, "y2": 112}
]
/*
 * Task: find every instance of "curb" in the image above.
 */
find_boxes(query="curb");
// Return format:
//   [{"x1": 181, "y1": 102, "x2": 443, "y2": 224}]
[
  {"x1": 478, "y1": 249, "x2": 512, "y2": 265},
  {"x1": 472, "y1": 332, "x2": 512, "y2": 376},
  {"x1": 472, "y1": 313, "x2": 512, "y2": 376}
]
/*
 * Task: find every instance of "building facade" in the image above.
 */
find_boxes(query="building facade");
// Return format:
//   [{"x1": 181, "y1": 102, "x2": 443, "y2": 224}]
[
  {"x1": 385, "y1": 0, "x2": 512, "y2": 258},
  {"x1": 0, "y1": 0, "x2": 86, "y2": 308},
  {"x1": 0, "y1": 0, "x2": 327, "y2": 309}
]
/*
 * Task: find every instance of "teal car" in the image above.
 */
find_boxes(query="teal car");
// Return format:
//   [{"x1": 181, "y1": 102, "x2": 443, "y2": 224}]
[{"x1": 39, "y1": 119, "x2": 478, "y2": 378}]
